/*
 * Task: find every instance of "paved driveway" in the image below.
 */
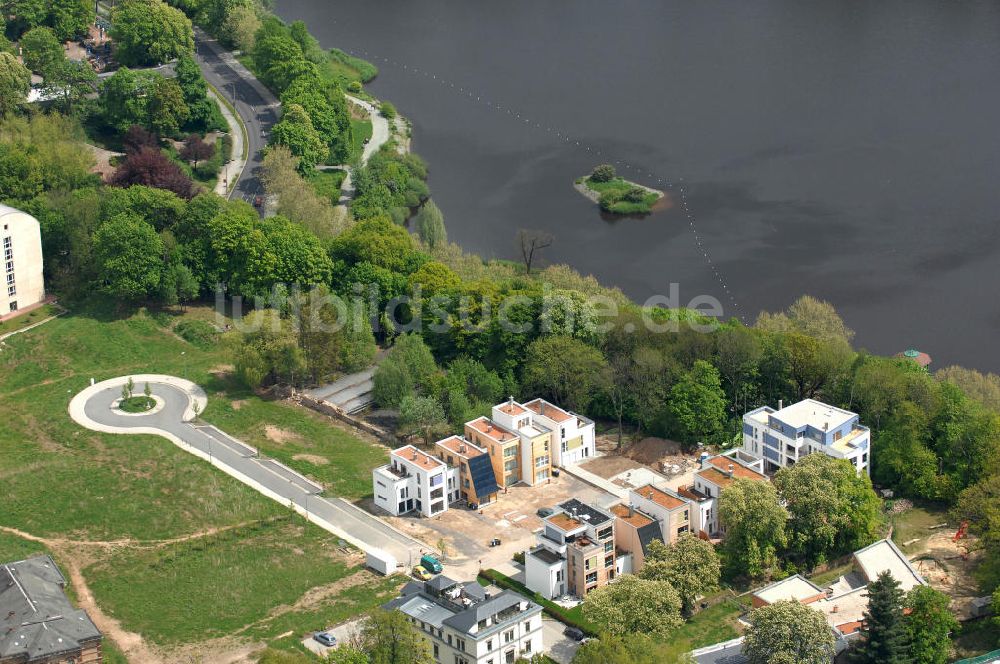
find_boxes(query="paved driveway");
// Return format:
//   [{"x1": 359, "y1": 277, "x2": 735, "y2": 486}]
[
  {"x1": 76, "y1": 378, "x2": 423, "y2": 564},
  {"x1": 542, "y1": 618, "x2": 581, "y2": 664}
]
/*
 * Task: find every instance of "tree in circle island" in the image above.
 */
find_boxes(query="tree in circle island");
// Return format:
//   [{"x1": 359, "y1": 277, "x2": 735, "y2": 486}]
[{"x1": 743, "y1": 600, "x2": 835, "y2": 664}]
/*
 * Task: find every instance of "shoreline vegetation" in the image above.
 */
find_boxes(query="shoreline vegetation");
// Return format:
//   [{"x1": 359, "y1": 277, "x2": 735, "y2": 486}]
[{"x1": 575, "y1": 163, "x2": 666, "y2": 216}]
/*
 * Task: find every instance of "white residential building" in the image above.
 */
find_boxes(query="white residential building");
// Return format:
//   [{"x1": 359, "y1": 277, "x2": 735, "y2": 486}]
[
  {"x1": 385, "y1": 576, "x2": 544, "y2": 664},
  {"x1": 372, "y1": 445, "x2": 458, "y2": 518},
  {"x1": 742, "y1": 399, "x2": 871, "y2": 475},
  {"x1": 679, "y1": 453, "x2": 769, "y2": 539},
  {"x1": 522, "y1": 398, "x2": 596, "y2": 466},
  {"x1": 0, "y1": 204, "x2": 45, "y2": 320}
]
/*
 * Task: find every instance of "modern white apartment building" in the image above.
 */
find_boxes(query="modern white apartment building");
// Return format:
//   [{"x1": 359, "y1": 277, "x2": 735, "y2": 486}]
[
  {"x1": 373, "y1": 445, "x2": 458, "y2": 518},
  {"x1": 742, "y1": 399, "x2": 871, "y2": 475},
  {"x1": 385, "y1": 576, "x2": 544, "y2": 664},
  {"x1": 0, "y1": 204, "x2": 45, "y2": 320},
  {"x1": 679, "y1": 453, "x2": 769, "y2": 539},
  {"x1": 522, "y1": 398, "x2": 596, "y2": 466}
]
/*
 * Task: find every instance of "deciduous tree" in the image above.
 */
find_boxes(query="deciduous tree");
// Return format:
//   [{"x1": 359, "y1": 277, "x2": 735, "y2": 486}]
[
  {"x1": 0, "y1": 52, "x2": 30, "y2": 116},
  {"x1": 19, "y1": 26, "x2": 63, "y2": 78},
  {"x1": 904, "y1": 585, "x2": 958, "y2": 664},
  {"x1": 743, "y1": 600, "x2": 834, "y2": 664},
  {"x1": 522, "y1": 335, "x2": 608, "y2": 412},
  {"x1": 667, "y1": 359, "x2": 728, "y2": 445},
  {"x1": 359, "y1": 609, "x2": 434, "y2": 664},
  {"x1": 111, "y1": 147, "x2": 194, "y2": 200},
  {"x1": 639, "y1": 534, "x2": 720, "y2": 615},
  {"x1": 581, "y1": 574, "x2": 683, "y2": 638},
  {"x1": 92, "y1": 213, "x2": 164, "y2": 300},
  {"x1": 270, "y1": 102, "x2": 326, "y2": 172},
  {"x1": 717, "y1": 478, "x2": 787, "y2": 578},
  {"x1": 111, "y1": 0, "x2": 194, "y2": 66}
]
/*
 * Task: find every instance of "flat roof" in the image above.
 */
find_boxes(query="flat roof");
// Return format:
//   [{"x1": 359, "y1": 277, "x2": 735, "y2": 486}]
[
  {"x1": 773, "y1": 399, "x2": 856, "y2": 431},
  {"x1": 558, "y1": 498, "x2": 612, "y2": 526},
  {"x1": 434, "y1": 435, "x2": 485, "y2": 458},
  {"x1": 466, "y1": 417, "x2": 518, "y2": 443},
  {"x1": 495, "y1": 400, "x2": 527, "y2": 417},
  {"x1": 752, "y1": 574, "x2": 823, "y2": 605},
  {"x1": 633, "y1": 484, "x2": 687, "y2": 510},
  {"x1": 546, "y1": 512, "x2": 584, "y2": 532},
  {"x1": 391, "y1": 445, "x2": 444, "y2": 471},
  {"x1": 523, "y1": 398, "x2": 572, "y2": 423},
  {"x1": 853, "y1": 539, "x2": 925, "y2": 591},
  {"x1": 697, "y1": 457, "x2": 767, "y2": 489},
  {"x1": 610, "y1": 503, "x2": 654, "y2": 528}
]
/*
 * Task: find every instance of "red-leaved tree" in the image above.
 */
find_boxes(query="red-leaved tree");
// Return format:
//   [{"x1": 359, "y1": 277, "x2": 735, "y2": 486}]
[
  {"x1": 122, "y1": 125, "x2": 160, "y2": 154},
  {"x1": 112, "y1": 148, "x2": 194, "y2": 199},
  {"x1": 180, "y1": 134, "x2": 214, "y2": 167}
]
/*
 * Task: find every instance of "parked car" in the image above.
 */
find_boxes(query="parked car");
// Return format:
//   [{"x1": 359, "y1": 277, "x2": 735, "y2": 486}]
[
  {"x1": 313, "y1": 632, "x2": 337, "y2": 647},
  {"x1": 412, "y1": 565, "x2": 433, "y2": 581},
  {"x1": 488, "y1": 538, "x2": 501, "y2": 547},
  {"x1": 420, "y1": 554, "x2": 443, "y2": 574},
  {"x1": 563, "y1": 626, "x2": 586, "y2": 641},
  {"x1": 536, "y1": 507, "x2": 555, "y2": 518}
]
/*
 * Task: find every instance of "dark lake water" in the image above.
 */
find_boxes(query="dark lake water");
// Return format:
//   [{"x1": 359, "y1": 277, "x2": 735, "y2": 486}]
[{"x1": 276, "y1": 0, "x2": 1000, "y2": 372}]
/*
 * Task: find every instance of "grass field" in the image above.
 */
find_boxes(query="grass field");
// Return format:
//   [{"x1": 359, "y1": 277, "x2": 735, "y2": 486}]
[
  {"x1": 0, "y1": 303, "x2": 60, "y2": 335},
  {"x1": 0, "y1": 299, "x2": 397, "y2": 656},
  {"x1": 890, "y1": 503, "x2": 950, "y2": 554},
  {"x1": 84, "y1": 515, "x2": 395, "y2": 644},
  {"x1": 351, "y1": 118, "x2": 373, "y2": 162},
  {"x1": 308, "y1": 169, "x2": 347, "y2": 203},
  {"x1": 671, "y1": 593, "x2": 747, "y2": 650}
]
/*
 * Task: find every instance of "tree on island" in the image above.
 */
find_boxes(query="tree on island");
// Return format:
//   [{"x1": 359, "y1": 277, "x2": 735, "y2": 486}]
[
  {"x1": 515, "y1": 228, "x2": 553, "y2": 275},
  {"x1": 590, "y1": 163, "x2": 616, "y2": 182}
]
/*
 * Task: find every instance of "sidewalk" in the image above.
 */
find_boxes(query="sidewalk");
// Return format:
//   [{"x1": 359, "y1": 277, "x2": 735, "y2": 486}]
[{"x1": 209, "y1": 87, "x2": 246, "y2": 197}]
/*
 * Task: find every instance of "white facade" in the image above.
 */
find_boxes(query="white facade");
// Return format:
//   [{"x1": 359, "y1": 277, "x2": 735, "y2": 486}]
[
  {"x1": 387, "y1": 578, "x2": 545, "y2": 664},
  {"x1": 524, "y1": 547, "x2": 565, "y2": 601},
  {"x1": 523, "y1": 398, "x2": 596, "y2": 467},
  {"x1": 742, "y1": 399, "x2": 871, "y2": 475},
  {"x1": 372, "y1": 445, "x2": 457, "y2": 518},
  {"x1": 0, "y1": 204, "x2": 45, "y2": 318}
]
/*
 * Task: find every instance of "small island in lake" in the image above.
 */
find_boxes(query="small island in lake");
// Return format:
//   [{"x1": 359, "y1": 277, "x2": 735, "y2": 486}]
[{"x1": 574, "y1": 164, "x2": 666, "y2": 215}]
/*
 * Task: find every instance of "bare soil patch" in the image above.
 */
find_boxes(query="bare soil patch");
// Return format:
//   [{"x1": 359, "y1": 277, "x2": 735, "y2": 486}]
[
  {"x1": 292, "y1": 453, "x2": 330, "y2": 466},
  {"x1": 264, "y1": 425, "x2": 301, "y2": 445}
]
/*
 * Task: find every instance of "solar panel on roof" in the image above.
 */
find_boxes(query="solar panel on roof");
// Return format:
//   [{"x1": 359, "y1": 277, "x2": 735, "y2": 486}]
[{"x1": 467, "y1": 454, "x2": 500, "y2": 498}]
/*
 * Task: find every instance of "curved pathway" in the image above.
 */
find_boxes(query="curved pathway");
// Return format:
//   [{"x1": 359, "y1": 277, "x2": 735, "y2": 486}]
[{"x1": 69, "y1": 376, "x2": 424, "y2": 565}]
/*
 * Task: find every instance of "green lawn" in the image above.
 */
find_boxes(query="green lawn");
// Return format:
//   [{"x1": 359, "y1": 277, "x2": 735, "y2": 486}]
[
  {"x1": 351, "y1": 118, "x2": 373, "y2": 162},
  {"x1": 671, "y1": 593, "x2": 747, "y2": 650},
  {"x1": 0, "y1": 530, "x2": 48, "y2": 563},
  {"x1": 0, "y1": 303, "x2": 60, "y2": 335},
  {"x1": 308, "y1": 169, "x2": 347, "y2": 203},
  {"x1": 890, "y1": 503, "x2": 950, "y2": 555},
  {"x1": 202, "y1": 378, "x2": 387, "y2": 500},
  {"x1": 84, "y1": 515, "x2": 387, "y2": 644}
]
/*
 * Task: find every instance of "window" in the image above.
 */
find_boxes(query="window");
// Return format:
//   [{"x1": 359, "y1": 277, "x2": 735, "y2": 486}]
[
  {"x1": 434, "y1": 643, "x2": 439, "y2": 658},
  {"x1": 605, "y1": 554, "x2": 614, "y2": 568},
  {"x1": 504, "y1": 446, "x2": 517, "y2": 458},
  {"x1": 586, "y1": 572, "x2": 598, "y2": 584},
  {"x1": 456, "y1": 637, "x2": 466, "y2": 652},
  {"x1": 604, "y1": 541, "x2": 613, "y2": 553},
  {"x1": 504, "y1": 629, "x2": 515, "y2": 643},
  {"x1": 534, "y1": 456, "x2": 549, "y2": 468},
  {"x1": 597, "y1": 526, "x2": 613, "y2": 540},
  {"x1": 504, "y1": 459, "x2": 517, "y2": 472},
  {"x1": 524, "y1": 619, "x2": 532, "y2": 632},
  {"x1": 431, "y1": 473, "x2": 444, "y2": 486},
  {"x1": 487, "y1": 638, "x2": 493, "y2": 651},
  {"x1": 7, "y1": 284, "x2": 14, "y2": 297}
]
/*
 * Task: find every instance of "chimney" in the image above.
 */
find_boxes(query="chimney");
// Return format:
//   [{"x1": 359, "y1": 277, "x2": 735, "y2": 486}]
[
  {"x1": 508, "y1": 395, "x2": 514, "y2": 407},
  {"x1": 778, "y1": 399, "x2": 783, "y2": 410},
  {"x1": 540, "y1": 402, "x2": 545, "y2": 415},
  {"x1": 487, "y1": 423, "x2": 492, "y2": 432},
  {"x1": 647, "y1": 490, "x2": 654, "y2": 500},
  {"x1": 628, "y1": 505, "x2": 635, "y2": 518},
  {"x1": 832, "y1": 605, "x2": 838, "y2": 613},
  {"x1": 727, "y1": 463, "x2": 735, "y2": 477},
  {"x1": 572, "y1": 508, "x2": 578, "y2": 520},
  {"x1": 459, "y1": 443, "x2": 466, "y2": 454},
  {"x1": 411, "y1": 449, "x2": 417, "y2": 461}
]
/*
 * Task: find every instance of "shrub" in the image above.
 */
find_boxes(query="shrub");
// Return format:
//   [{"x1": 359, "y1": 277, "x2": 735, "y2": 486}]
[
  {"x1": 174, "y1": 319, "x2": 218, "y2": 348},
  {"x1": 590, "y1": 163, "x2": 616, "y2": 182},
  {"x1": 624, "y1": 186, "x2": 647, "y2": 203},
  {"x1": 347, "y1": 81, "x2": 362, "y2": 93},
  {"x1": 512, "y1": 551, "x2": 525, "y2": 565},
  {"x1": 379, "y1": 101, "x2": 397, "y2": 119}
]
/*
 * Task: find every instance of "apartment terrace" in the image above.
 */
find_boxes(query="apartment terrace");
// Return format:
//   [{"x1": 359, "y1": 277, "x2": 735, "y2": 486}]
[
  {"x1": 466, "y1": 417, "x2": 519, "y2": 444},
  {"x1": 392, "y1": 445, "x2": 445, "y2": 471}
]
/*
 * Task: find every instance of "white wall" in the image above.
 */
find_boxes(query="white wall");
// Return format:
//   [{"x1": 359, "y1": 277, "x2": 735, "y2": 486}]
[{"x1": 1, "y1": 207, "x2": 45, "y2": 316}]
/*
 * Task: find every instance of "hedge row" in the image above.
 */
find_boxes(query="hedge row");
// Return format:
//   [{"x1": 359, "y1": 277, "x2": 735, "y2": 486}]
[{"x1": 477, "y1": 568, "x2": 599, "y2": 636}]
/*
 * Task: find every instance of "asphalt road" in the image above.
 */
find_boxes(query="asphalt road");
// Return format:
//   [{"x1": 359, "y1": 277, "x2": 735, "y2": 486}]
[
  {"x1": 193, "y1": 28, "x2": 279, "y2": 209},
  {"x1": 81, "y1": 381, "x2": 423, "y2": 563}
]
